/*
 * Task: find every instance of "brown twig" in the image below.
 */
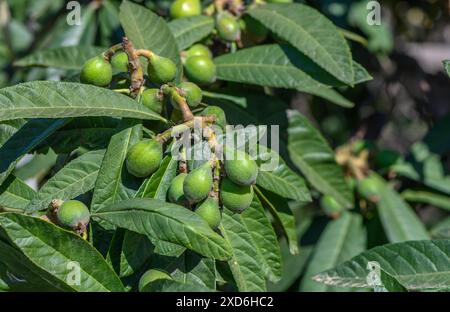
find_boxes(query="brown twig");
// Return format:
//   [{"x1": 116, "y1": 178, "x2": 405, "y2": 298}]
[
  {"x1": 155, "y1": 116, "x2": 216, "y2": 144},
  {"x1": 161, "y1": 85, "x2": 195, "y2": 121},
  {"x1": 122, "y1": 37, "x2": 145, "y2": 98}
]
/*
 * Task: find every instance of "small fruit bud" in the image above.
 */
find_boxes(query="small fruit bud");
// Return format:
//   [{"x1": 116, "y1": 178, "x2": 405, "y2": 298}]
[
  {"x1": 220, "y1": 178, "x2": 254, "y2": 213},
  {"x1": 357, "y1": 176, "x2": 382, "y2": 202},
  {"x1": 56, "y1": 200, "x2": 91, "y2": 231},
  {"x1": 111, "y1": 51, "x2": 129, "y2": 72},
  {"x1": 320, "y1": 195, "x2": 344, "y2": 219},
  {"x1": 183, "y1": 162, "x2": 213, "y2": 203},
  {"x1": 216, "y1": 12, "x2": 241, "y2": 42},
  {"x1": 195, "y1": 197, "x2": 221, "y2": 229},
  {"x1": 224, "y1": 149, "x2": 258, "y2": 186},
  {"x1": 172, "y1": 82, "x2": 202, "y2": 109},
  {"x1": 80, "y1": 56, "x2": 112, "y2": 87},
  {"x1": 184, "y1": 55, "x2": 216, "y2": 84},
  {"x1": 126, "y1": 139, "x2": 163, "y2": 178},
  {"x1": 141, "y1": 88, "x2": 163, "y2": 114},
  {"x1": 148, "y1": 54, "x2": 177, "y2": 84},
  {"x1": 185, "y1": 44, "x2": 213, "y2": 59},
  {"x1": 170, "y1": 0, "x2": 202, "y2": 19},
  {"x1": 168, "y1": 173, "x2": 188, "y2": 205}
]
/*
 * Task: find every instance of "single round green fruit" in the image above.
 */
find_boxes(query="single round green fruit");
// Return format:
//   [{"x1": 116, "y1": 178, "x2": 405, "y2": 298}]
[
  {"x1": 148, "y1": 54, "x2": 177, "y2": 84},
  {"x1": 199, "y1": 106, "x2": 227, "y2": 129},
  {"x1": 185, "y1": 44, "x2": 212, "y2": 59},
  {"x1": 241, "y1": 15, "x2": 268, "y2": 44},
  {"x1": 320, "y1": 195, "x2": 344, "y2": 218},
  {"x1": 141, "y1": 88, "x2": 163, "y2": 114},
  {"x1": 375, "y1": 149, "x2": 400, "y2": 169},
  {"x1": 357, "y1": 176, "x2": 382, "y2": 200},
  {"x1": 111, "y1": 51, "x2": 129, "y2": 72},
  {"x1": 168, "y1": 173, "x2": 188, "y2": 205},
  {"x1": 216, "y1": 12, "x2": 241, "y2": 42},
  {"x1": 170, "y1": 0, "x2": 201, "y2": 19},
  {"x1": 183, "y1": 162, "x2": 213, "y2": 203},
  {"x1": 184, "y1": 55, "x2": 217, "y2": 84},
  {"x1": 195, "y1": 197, "x2": 221, "y2": 229},
  {"x1": 224, "y1": 150, "x2": 258, "y2": 186},
  {"x1": 172, "y1": 82, "x2": 202, "y2": 109},
  {"x1": 80, "y1": 56, "x2": 112, "y2": 87},
  {"x1": 126, "y1": 139, "x2": 163, "y2": 178},
  {"x1": 57, "y1": 200, "x2": 90, "y2": 229},
  {"x1": 220, "y1": 178, "x2": 254, "y2": 213},
  {"x1": 138, "y1": 269, "x2": 172, "y2": 292}
]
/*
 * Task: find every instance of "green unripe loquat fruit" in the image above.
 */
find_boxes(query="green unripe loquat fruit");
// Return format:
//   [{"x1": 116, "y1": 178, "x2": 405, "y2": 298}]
[
  {"x1": 185, "y1": 44, "x2": 212, "y2": 59},
  {"x1": 80, "y1": 56, "x2": 112, "y2": 87},
  {"x1": 184, "y1": 55, "x2": 216, "y2": 84},
  {"x1": 195, "y1": 197, "x2": 221, "y2": 229},
  {"x1": 199, "y1": 106, "x2": 227, "y2": 129},
  {"x1": 56, "y1": 200, "x2": 90, "y2": 230},
  {"x1": 111, "y1": 51, "x2": 129, "y2": 72},
  {"x1": 224, "y1": 149, "x2": 258, "y2": 186},
  {"x1": 170, "y1": 0, "x2": 202, "y2": 19},
  {"x1": 216, "y1": 12, "x2": 241, "y2": 42},
  {"x1": 138, "y1": 269, "x2": 172, "y2": 292},
  {"x1": 172, "y1": 82, "x2": 202, "y2": 109},
  {"x1": 126, "y1": 139, "x2": 163, "y2": 178},
  {"x1": 141, "y1": 88, "x2": 163, "y2": 114},
  {"x1": 220, "y1": 178, "x2": 254, "y2": 213},
  {"x1": 320, "y1": 195, "x2": 344, "y2": 218},
  {"x1": 168, "y1": 173, "x2": 188, "y2": 205},
  {"x1": 148, "y1": 54, "x2": 177, "y2": 84},
  {"x1": 357, "y1": 176, "x2": 382, "y2": 201},
  {"x1": 183, "y1": 162, "x2": 213, "y2": 203}
]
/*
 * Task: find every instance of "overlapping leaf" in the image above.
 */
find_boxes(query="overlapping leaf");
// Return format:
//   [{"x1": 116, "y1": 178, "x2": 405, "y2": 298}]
[
  {"x1": 26, "y1": 149, "x2": 105, "y2": 211},
  {"x1": 0, "y1": 213, "x2": 124, "y2": 292},
  {"x1": 0, "y1": 81, "x2": 165, "y2": 122},
  {"x1": 287, "y1": 110, "x2": 353, "y2": 208},
  {"x1": 0, "y1": 175, "x2": 36, "y2": 210},
  {"x1": 168, "y1": 16, "x2": 214, "y2": 51},
  {"x1": 313, "y1": 239, "x2": 450, "y2": 291},
  {"x1": 93, "y1": 198, "x2": 232, "y2": 261}
]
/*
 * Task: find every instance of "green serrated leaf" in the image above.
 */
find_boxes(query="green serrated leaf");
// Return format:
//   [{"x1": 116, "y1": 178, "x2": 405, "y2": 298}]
[
  {"x1": 119, "y1": 0, "x2": 182, "y2": 81},
  {"x1": 214, "y1": 44, "x2": 353, "y2": 107},
  {"x1": 14, "y1": 46, "x2": 106, "y2": 70},
  {"x1": 313, "y1": 239, "x2": 450, "y2": 291},
  {"x1": 0, "y1": 175, "x2": 36, "y2": 210},
  {"x1": 0, "y1": 213, "x2": 124, "y2": 292},
  {"x1": 26, "y1": 149, "x2": 105, "y2": 212},
  {"x1": 0, "y1": 81, "x2": 165, "y2": 122},
  {"x1": 287, "y1": 110, "x2": 353, "y2": 208},
  {"x1": 248, "y1": 3, "x2": 354, "y2": 85},
  {"x1": 92, "y1": 198, "x2": 232, "y2": 261},
  {"x1": 168, "y1": 16, "x2": 214, "y2": 51},
  {"x1": 91, "y1": 120, "x2": 142, "y2": 213},
  {"x1": 372, "y1": 174, "x2": 430, "y2": 242},
  {"x1": 300, "y1": 212, "x2": 366, "y2": 291},
  {"x1": 219, "y1": 211, "x2": 267, "y2": 292},
  {"x1": 241, "y1": 196, "x2": 282, "y2": 282}
]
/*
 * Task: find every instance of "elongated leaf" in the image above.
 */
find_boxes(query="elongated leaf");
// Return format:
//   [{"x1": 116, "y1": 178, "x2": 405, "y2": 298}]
[
  {"x1": 255, "y1": 186, "x2": 298, "y2": 255},
  {"x1": 14, "y1": 46, "x2": 106, "y2": 70},
  {"x1": 91, "y1": 120, "x2": 142, "y2": 213},
  {"x1": 168, "y1": 16, "x2": 214, "y2": 51},
  {"x1": 372, "y1": 174, "x2": 430, "y2": 242},
  {"x1": 93, "y1": 198, "x2": 231, "y2": 261},
  {"x1": 170, "y1": 251, "x2": 216, "y2": 290},
  {"x1": 353, "y1": 61, "x2": 372, "y2": 84},
  {"x1": 256, "y1": 145, "x2": 310, "y2": 202},
  {"x1": 0, "y1": 81, "x2": 164, "y2": 122},
  {"x1": 430, "y1": 217, "x2": 450, "y2": 239},
  {"x1": 0, "y1": 119, "x2": 27, "y2": 146},
  {"x1": 219, "y1": 211, "x2": 267, "y2": 291},
  {"x1": 119, "y1": 0, "x2": 182, "y2": 81},
  {"x1": 287, "y1": 110, "x2": 353, "y2": 208},
  {"x1": 402, "y1": 190, "x2": 450, "y2": 212},
  {"x1": 0, "y1": 175, "x2": 36, "y2": 210},
  {"x1": 444, "y1": 60, "x2": 450, "y2": 78},
  {"x1": 248, "y1": 3, "x2": 354, "y2": 85},
  {"x1": 241, "y1": 196, "x2": 282, "y2": 282},
  {"x1": 313, "y1": 239, "x2": 450, "y2": 291},
  {"x1": 300, "y1": 212, "x2": 366, "y2": 291},
  {"x1": 26, "y1": 149, "x2": 105, "y2": 211},
  {"x1": 0, "y1": 118, "x2": 68, "y2": 184},
  {"x1": 0, "y1": 240, "x2": 73, "y2": 291},
  {"x1": 135, "y1": 155, "x2": 178, "y2": 200},
  {"x1": 0, "y1": 213, "x2": 124, "y2": 292},
  {"x1": 214, "y1": 44, "x2": 353, "y2": 107}
]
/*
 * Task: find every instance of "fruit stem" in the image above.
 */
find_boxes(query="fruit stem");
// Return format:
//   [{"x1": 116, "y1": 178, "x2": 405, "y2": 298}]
[
  {"x1": 112, "y1": 88, "x2": 131, "y2": 94},
  {"x1": 122, "y1": 37, "x2": 145, "y2": 98},
  {"x1": 155, "y1": 116, "x2": 216, "y2": 144},
  {"x1": 161, "y1": 85, "x2": 194, "y2": 121},
  {"x1": 135, "y1": 49, "x2": 154, "y2": 60},
  {"x1": 102, "y1": 43, "x2": 123, "y2": 61}
]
